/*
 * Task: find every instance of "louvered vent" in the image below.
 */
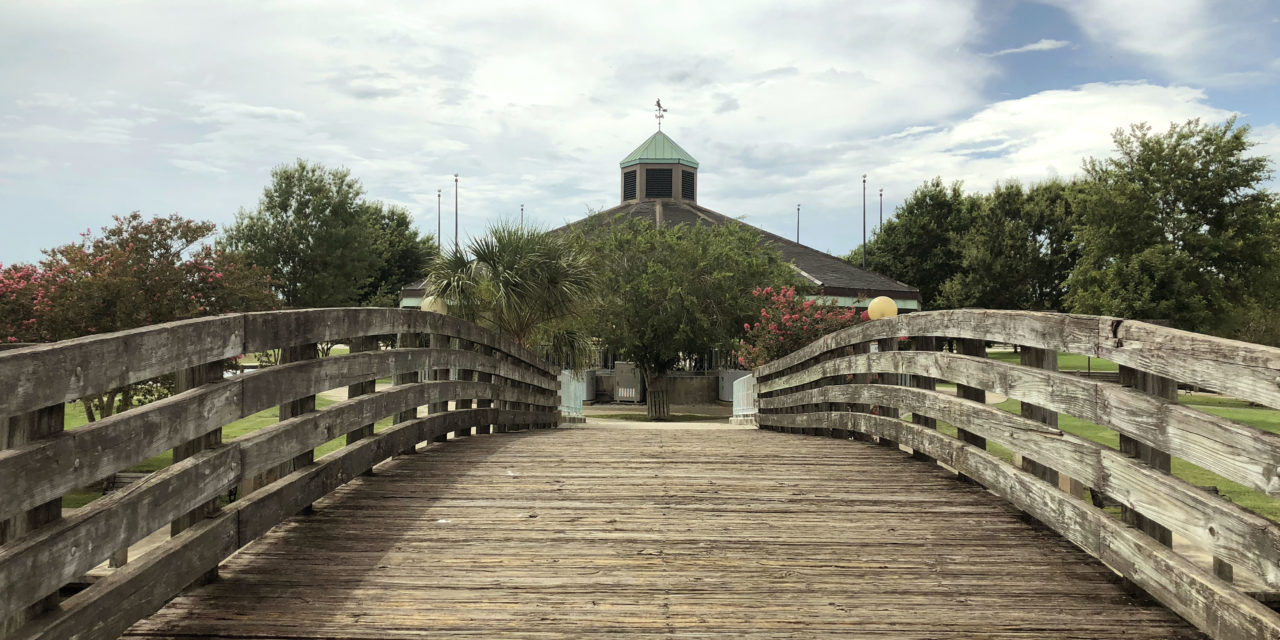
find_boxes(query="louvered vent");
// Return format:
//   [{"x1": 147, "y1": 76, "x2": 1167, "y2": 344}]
[
  {"x1": 622, "y1": 170, "x2": 637, "y2": 200},
  {"x1": 682, "y1": 170, "x2": 695, "y2": 201},
  {"x1": 646, "y1": 169, "x2": 673, "y2": 198}
]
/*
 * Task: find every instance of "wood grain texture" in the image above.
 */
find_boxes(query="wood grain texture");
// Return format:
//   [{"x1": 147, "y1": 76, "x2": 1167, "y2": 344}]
[
  {"x1": 760, "y1": 385, "x2": 1280, "y2": 589},
  {"x1": 758, "y1": 413, "x2": 1277, "y2": 639},
  {"x1": 0, "y1": 309, "x2": 556, "y2": 421},
  {"x1": 758, "y1": 349, "x2": 1280, "y2": 497},
  {"x1": 113, "y1": 427, "x2": 1200, "y2": 640},
  {"x1": 754, "y1": 310, "x2": 1280, "y2": 412}
]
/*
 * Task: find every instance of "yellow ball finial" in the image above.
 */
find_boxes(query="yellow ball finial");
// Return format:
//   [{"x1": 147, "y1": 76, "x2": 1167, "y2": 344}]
[
  {"x1": 866, "y1": 296, "x2": 898, "y2": 320},
  {"x1": 420, "y1": 296, "x2": 448, "y2": 314}
]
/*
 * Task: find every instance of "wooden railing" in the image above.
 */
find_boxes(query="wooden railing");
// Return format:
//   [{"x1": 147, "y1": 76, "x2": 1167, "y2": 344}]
[
  {"x1": 754, "y1": 310, "x2": 1280, "y2": 640},
  {"x1": 0, "y1": 309, "x2": 560, "y2": 640}
]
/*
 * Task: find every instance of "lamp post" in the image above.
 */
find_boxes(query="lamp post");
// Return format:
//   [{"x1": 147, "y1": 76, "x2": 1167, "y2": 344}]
[
  {"x1": 861, "y1": 174, "x2": 867, "y2": 267},
  {"x1": 436, "y1": 189, "x2": 441, "y2": 247},
  {"x1": 453, "y1": 173, "x2": 459, "y2": 252},
  {"x1": 878, "y1": 187, "x2": 883, "y2": 233},
  {"x1": 521, "y1": 204, "x2": 524, "y2": 229},
  {"x1": 796, "y1": 204, "x2": 800, "y2": 243}
]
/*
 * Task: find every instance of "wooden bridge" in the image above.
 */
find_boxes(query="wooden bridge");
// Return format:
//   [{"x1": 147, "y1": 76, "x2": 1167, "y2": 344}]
[{"x1": 3, "y1": 309, "x2": 1280, "y2": 639}]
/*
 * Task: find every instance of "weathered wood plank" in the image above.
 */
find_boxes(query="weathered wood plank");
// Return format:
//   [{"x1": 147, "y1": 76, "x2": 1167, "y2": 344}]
[
  {"x1": 1118, "y1": 365, "x2": 1175, "y2": 548},
  {"x1": 758, "y1": 349, "x2": 1280, "y2": 497},
  {"x1": 0, "y1": 382, "x2": 241, "y2": 523},
  {"x1": 1, "y1": 403, "x2": 64, "y2": 635},
  {"x1": 0, "y1": 446, "x2": 241, "y2": 622},
  {"x1": 1020, "y1": 347, "x2": 1060, "y2": 486},
  {"x1": 343, "y1": 335, "x2": 379, "y2": 446},
  {"x1": 954, "y1": 338, "x2": 988, "y2": 456},
  {"x1": 760, "y1": 386, "x2": 1280, "y2": 589},
  {"x1": 755, "y1": 310, "x2": 1280, "y2": 412},
  {"x1": 0, "y1": 315, "x2": 244, "y2": 419},
  {"x1": 757, "y1": 411, "x2": 1280, "y2": 639},
  {"x1": 118, "y1": 427, "x2": 1201, "y2": 640}
]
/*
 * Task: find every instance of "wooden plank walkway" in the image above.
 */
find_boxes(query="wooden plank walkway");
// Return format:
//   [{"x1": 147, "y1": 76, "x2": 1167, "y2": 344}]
[{"x1": 123, "y1": 426, "x2": 1202, "y2": 639}]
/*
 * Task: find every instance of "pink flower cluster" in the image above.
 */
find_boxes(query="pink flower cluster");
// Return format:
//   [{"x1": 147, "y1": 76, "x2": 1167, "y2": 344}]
[{"x1": 733, "y1": 285, "x2": 863, "y2": 369}]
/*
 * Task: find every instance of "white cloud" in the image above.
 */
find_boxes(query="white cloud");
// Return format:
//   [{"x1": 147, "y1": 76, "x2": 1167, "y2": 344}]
[
  {"x1": 0, "y1": 1, "x2": 1273, "y2": 263},
  {"x1": 985, "y1": 39, "x2": 1071, "y2": 57},
  {"x1": 1046, "y1": 0, "x2": 1279, "y2": 86}
]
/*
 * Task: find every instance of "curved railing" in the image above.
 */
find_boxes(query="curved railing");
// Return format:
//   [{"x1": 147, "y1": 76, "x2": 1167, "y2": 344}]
[
  {"x1": 0, "y1": 309, "x2": 560, "y2": 640},
  {"x1": 754, "y1": 310, "x2": 1280, "y2": 640}
]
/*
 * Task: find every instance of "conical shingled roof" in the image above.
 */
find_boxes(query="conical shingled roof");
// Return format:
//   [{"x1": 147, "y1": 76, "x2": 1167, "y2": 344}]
[{"x1": 620, "y1": 131, "x2": 699, "y2": 169}]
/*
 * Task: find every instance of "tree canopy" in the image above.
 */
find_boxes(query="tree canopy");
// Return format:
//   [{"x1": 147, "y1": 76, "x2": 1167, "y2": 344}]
[
  {"x1": 1064, "y1": 118, "x2": 1280, "y2": 333},
  {"x1": 573, "y1": 216, "x2": 800, "y2": 419},
  {"x1": 222, "y1": 159, "x2": 436, "y2": 308},
  {"x1": 0, "y1": 212, "x2": 275, "y2": 419},
  {"x1": 424, "y1": 222, "x2": 593, "y2": 356}
]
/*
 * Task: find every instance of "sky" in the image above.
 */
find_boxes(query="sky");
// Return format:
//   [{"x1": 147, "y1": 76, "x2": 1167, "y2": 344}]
[{"x1": 2, "y1": 0, "x2": 1279, "y2": 264}]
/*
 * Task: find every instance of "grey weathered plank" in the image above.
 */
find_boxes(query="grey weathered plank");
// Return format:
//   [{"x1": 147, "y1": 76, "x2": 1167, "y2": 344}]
[
  {"x1": 7, "y1": 406, "x2": 548, "y2": 640},
  {"x1": 1019, "y1": 347, "x2": 1060, "y2": 485},
  {"x1": 758, "y1": 349, "x2": 1280, "y2": 497},
  {"x1": 757, "y1": 411, "x2": 1280, "y2": 640},
  {"x1": 0, "y1": 446, "x2": 241, "y2": 622},
  {"x1": 760, "y1": 386, "x2": 1280, "y2": 589},
  {"x1": 0, "y1": 315, "x2": 244, "y2": 419},
  {"x1": 754, "y1": 310, "x2": 1280, "y2": 412},
  {"x1": 0, "y1": 382, "x2": 241, "y2": 523}
]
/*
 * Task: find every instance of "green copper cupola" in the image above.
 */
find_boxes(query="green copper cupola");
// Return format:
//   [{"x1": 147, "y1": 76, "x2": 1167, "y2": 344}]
[{"x1": 619, "y1": 131, "x2": 699, "y2": 204}]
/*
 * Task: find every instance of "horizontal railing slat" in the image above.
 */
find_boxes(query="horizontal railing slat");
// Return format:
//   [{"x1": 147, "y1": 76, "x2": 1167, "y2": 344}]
[
  {"x1": 759, "y1": 349, "x2": 1280, "y2": 497},
  {"x1": 754, "y1": 310, "x2": 1280, "y2": 411},
  {"x1": 757, "y1": 411, "x2": 1280, "y2": 640},
  {"x1": 0, "y1": 309, "x2": 558, "y2": 421},
  {"x1": 761, "y1": 383, "x2": 1280, "y2": 589},
  {"x1": 7, "y1": 407, "x2": 556, "y2": 640}
]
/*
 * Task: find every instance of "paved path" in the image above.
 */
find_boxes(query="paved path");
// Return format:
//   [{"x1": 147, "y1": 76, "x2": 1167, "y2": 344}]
[{"x1": 124, "y1": 426, "x2": 1201, "y2": 639}]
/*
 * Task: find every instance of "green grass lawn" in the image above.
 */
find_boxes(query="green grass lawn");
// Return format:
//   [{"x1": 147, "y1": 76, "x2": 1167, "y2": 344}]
[
  {"x1": 974, "y1": 394, "x2": 1280, "y2": 522},
  {"x1": 987, "y1": 350, "x2": 1118, "y2": 372}
]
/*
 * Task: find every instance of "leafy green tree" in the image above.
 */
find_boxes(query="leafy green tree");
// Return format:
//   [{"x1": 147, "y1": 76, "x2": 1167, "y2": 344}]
[
  {"x1": 1065, "y1": 118, "x2": 1280, "y2": 333},
  {"x1": 0, "y1": 212, "x2": 275, "y2": 420},
  {"x1": 360, "y1": 201, "x2": 438, "y2": 307},
  {"x1": 938, "y1": 179, "x2": 1079, "y2": 310},
  {"x1": 425, "y1": 222, "x2": 594, "y2": 360},
  {"x1": 223, "y1": 159, "x2": 435, "y2": 309},
  {"x1": 846, "y1": 178, "x2": 979, "y2": 309},
  {"x1": 575, "y1": 216, "x2": 799, "y2": 420}
]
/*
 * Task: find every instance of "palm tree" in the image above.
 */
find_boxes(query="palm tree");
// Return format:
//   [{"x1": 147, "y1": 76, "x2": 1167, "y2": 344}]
[{"x1": 424, "y1": 223, "x2": 594, "y2": 365}]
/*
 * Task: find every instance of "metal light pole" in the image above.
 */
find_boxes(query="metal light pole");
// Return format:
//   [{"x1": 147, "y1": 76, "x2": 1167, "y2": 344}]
[
  {"x1": 861, "y1": 174, "x2": 867, "y2": 267},
  {"x1": 453, "y1": 173, "x2": 459, "y2": 252},
  {"x1": 796, "y1": 204, "x2": 800, "y2": 243},
  {"x1": 878, "y1": 188, "x2": 883, "y2": 232},
  {"x1": 521, "y1": 204, "x2": 524, "y2": 229},
  {"x1": 436, "y1": 189, "x2": 441, "y2": 246}
]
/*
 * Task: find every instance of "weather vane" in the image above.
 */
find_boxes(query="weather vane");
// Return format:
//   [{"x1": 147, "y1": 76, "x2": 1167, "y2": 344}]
[{"x1": 654, "y1": 98, "x2": 667, "y2": 130}]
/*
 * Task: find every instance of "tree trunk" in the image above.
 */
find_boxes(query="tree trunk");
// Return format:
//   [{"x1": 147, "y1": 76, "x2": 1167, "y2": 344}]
[{"x1": 645, "y1": 372, "x2": 670, "y2": 421}]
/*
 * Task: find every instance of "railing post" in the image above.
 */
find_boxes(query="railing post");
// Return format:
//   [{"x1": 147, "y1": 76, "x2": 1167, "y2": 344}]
[
  {"x1": 875, "y1": 337, "x2": 899, "y2": 449},
  {"x1": 282, "y1": 343, "x2": 318, "y2": 512},
  {"x1": 346, "y1": 335, "x2": 379, "y2": 475},
  {"x1": 168, "y1": 360, "x2": 227, "y2": 584},
  {"x1": 346, "y1": 335, "x2": 378, "y2": 444},
  {"x1": 475, "y1": 344, "x2": 493, "y2": 435},
  {"x1": 849, "y1": 341, "x2": 874, "y2": 441},
  {"x1": 395, "y1": 332, "x2": 421, "y2": 453},
  {"x1": 955, "y1": 338, "x2": 988, "y2": 484},
  {"x1": 1118, "y1": 366, "x2": 1175, "y2": 549},
  {"x1": 1, "y1": 402, "x2": 64, "y2": 634},
  {"x1": 429, "y1": 332, "x2": 450, "y2": 442},
  {"x1": 453, "y1": 338, "x2": 474, "y2": 438},
  {"x1": 1019, "y1": 347, "x2": 1060, "y2": 486},
  {"x1": 909, "y1": 336, "x2": 937, "y2": 462}
]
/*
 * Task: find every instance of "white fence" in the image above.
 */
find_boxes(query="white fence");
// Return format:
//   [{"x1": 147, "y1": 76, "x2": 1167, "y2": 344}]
[
  {"x1": 731, "y1": 373, "x2": 756, "y2": 425},
  {"x1": 558, "y1": 369, "x2": 587, "y2": 423}
]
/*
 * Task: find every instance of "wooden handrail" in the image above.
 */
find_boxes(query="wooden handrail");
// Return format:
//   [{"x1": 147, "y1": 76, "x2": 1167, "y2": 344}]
[
  {"x1": 0, "y1": 309, "x2": 560, "y2": 640},
  {"x1": 754, "y1": 309, "x2": 1280, "y2": 640}
]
